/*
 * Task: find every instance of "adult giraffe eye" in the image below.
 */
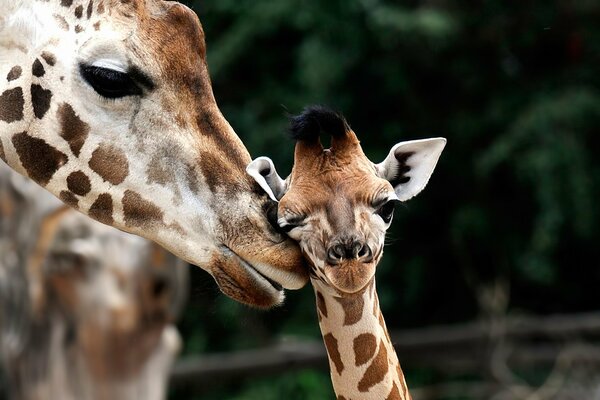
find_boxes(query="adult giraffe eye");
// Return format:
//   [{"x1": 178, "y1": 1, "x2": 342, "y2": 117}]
[
  {"x1": 376, "y1": 200, "x2": 396, "y2": 224},
  {"x1": 80, "y1": 65, "x2": 142, "y2": 99}
]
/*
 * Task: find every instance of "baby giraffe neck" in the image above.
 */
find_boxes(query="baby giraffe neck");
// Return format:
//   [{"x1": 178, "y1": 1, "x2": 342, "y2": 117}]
[{"x1": 312, "y1": 278, "x2": 411, "y2": 400}]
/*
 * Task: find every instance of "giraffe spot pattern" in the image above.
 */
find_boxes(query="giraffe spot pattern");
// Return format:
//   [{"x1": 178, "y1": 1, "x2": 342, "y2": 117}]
[
  {"x1": 324, "y1": 333, "x2": 344, "y2": 375},
  {"x1": 353, "y1": 333, "x2": 377, "y2": 366},
  {"x1": 86, "y1": 0, "x2": 94, "y2": 18},
  {"x1": 316, "y1": 291, "x2": 328, "y2": 318},
  {"x1": 146, "y1": 155, "x2": 173, "y2": 186},
  {"x1": 0, "y1": 87, "x2": 24, "y2": 123},
  {"x1": 334, "y1": 295, "x2": 364, "y2": 326},
  {"x1": 53, "y1": 14, "x2": 69, "y2": 31},
  {"x1": 6, "y1": 66, "x2": 22, "y2": 82},
  {"x1": 358, "y1": 340, "x2": 389, "y2": 392},
  {"x1": 32, "y1": 59, "x2": 45, "y2": 77},
  {"x1": 60, "y1": 190, "x2": 79, "y2": 208},
  {"x1": 58, "y1": 103, "x2": 89, "y2": 157},
  {"x1": 88, "y1": 144, "x2": 129, "y2": 185},
  {"x1": 60, "y1": 0, "x2": 73, "y2": 6},
  {"x1": 74, "y1": 5, "x2": 83, "y2": 18},
  {"x1": 31, "y1": 84, "x2": 52, "y2": 119},
  {"x1": 75, "y1": 25, "x2": 84, "y2": 33},
  {"x1": 41, "y1": 52, "x2": 56, "y2": 66},
  {"x1": 97, "y1": 1, "x2": 105, "y2": 14},
  {"x1": 93, "y1": 21, "x2": 101, "y2": 30},
  {"x1": 89, "y1": 193, "x2": 113, "y2": 225},
  {"x1": 386, "y1": 382, "x2": 401, "y2": 400},
  {"x1": 122, "y1": 190, "x2": 164, "y2": 229},
  {"x1": 12, "y1": 132, "x2": 68, "y2": 186},
  {"x1": 67, "y1": 171, "x2": 91, "y2": 196}
]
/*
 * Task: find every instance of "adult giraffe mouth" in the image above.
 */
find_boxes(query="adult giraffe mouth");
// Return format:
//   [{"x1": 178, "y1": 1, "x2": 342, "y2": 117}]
[{"x1": 211, "y1": 245, "x2": 291, "y2": 308}]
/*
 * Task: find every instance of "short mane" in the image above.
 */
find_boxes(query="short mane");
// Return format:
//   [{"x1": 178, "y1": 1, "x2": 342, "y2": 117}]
[{"x1": 288, "y1": 106, "x2": 349, "y2": 142}]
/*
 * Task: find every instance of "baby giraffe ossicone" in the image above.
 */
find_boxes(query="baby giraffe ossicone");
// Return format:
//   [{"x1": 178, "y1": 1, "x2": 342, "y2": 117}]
[{"x1": 248, "y1": 107, "x2": 445, "y2": 400}]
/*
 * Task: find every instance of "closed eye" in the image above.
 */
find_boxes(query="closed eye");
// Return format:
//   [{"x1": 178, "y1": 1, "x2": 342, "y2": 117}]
[
  {"x1": 80, "y1": 64, "x2": 154, "y2": 99},
  {"x1": 278, "y1": 215, "x2": 306, "y2": 232}
]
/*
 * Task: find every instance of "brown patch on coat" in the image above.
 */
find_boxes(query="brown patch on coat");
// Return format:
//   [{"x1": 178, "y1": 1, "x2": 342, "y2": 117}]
[
  {"x1": 358, "y1": 340, "x2": 389, "y2": 392},
  {"x1": 31, "y1": 84, "x2": 53, "y2": 119},
  {"x1": 32, "y1": 59, "x2": 45, "y2": 77},
  {"x1": 334, "y1": 295, "x2": 364, "y2": 326},
  {"x1": 60, "y1": 190, "x2": 79, "y2": 208},
  {"x1": 197, "y1": 151, "x2": 240, "y2": 193},
  {"x1": 75, "y1": 25, "x2": 84, "y2": 33},
  {"x1": 146, "y1": 155, "x2": 173, "y2": 186},
  {"x1": 354, "y1": 333, "x2": 377, "y2": 366},
  {"x1": 6, "y1": 66, "x2": 22, "y2": 81},
  {"x1": 324, "y1": 333, "x2": 344, "y2": 375},
  {"x1": 316, "y1": 291, "x2": 328, "y2": 318},
  {"x1": 67, "y1": 171, "x2": 91, "y2": 196},
  {"x1": 89, "y1": 193, "x2": 113, "y2": 225},
  {"x1": 12, "y1": 132, "x2": 68, "y2": 185},
  {"x1": 58, "y1": 103, "x2": 90, "y2": 157},
  {"x1": 122, "y1": 190, "x2": 164, "y2": 229},
  {"x1": 0, "y1": 87, "x2": 24, "y2": 123},
  {"x1": 60, "y1": 0, "x2": 73, "y2": 6},
  {"x1": 41, "y1": 52, "x2": 57, "y2": 66},
  {"x1": 89, "y1": 144, "x2": 129, "y2": 185},
  {"x1": 386, "y1": 382, "x2": 402, "y2": 400},
  {"x1": 93, "y1": 21, "x2": 101, "y2": 31},
  {"x1": 86, "y1": 0, "x2": 94, "y2": 18},
  {"x1": 53, "y1": 14, "x2": 69, "y2": 31},
  {"x1": 74, "y1": 5, "x2": 83, "y2": 18},
  {"x1": 97, "y1": 1, "x2": 105, "y2": 14}
]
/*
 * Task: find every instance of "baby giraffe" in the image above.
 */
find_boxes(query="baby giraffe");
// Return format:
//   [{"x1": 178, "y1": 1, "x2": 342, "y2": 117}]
[{"x1": 248, "y1": 107, "x2": 445, "y2": 399}]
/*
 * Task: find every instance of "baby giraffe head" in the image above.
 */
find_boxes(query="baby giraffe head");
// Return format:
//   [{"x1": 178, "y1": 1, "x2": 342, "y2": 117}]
[{"x1": 248, "y1": 107, "x2": 446, "y2": 295}]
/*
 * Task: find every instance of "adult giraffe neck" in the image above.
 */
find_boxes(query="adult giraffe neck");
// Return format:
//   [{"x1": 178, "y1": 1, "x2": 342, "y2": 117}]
[{"x1": 312, "y1": 278, "x2": 411, "y2": 400}]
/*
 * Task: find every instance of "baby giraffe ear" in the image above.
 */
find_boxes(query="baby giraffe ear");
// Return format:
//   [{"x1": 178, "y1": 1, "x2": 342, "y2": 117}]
[
  {"x1": 246, "y1": 157, "x2": 288, "y2": 202},
  {"x1": 376, "y1": 138, "x2": 447, "y2": 201}
]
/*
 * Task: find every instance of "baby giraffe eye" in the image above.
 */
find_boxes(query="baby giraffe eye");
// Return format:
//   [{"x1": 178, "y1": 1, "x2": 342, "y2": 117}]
[
  {"x1": 376, "y1": 200, "x2": 396, "y2": 224},
  {"x1": 278, "y1": 215, "x2": 307, "y2": 233}
]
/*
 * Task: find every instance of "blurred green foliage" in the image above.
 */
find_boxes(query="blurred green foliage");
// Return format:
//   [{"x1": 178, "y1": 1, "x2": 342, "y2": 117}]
[{"x1": 173, "y1": 0, "x2": 600, "y2": 398}]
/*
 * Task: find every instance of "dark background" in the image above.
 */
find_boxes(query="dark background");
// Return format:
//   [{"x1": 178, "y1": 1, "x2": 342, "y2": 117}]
[{"x1": 173, "y1": 1, "x2": 600, "y2": 398}]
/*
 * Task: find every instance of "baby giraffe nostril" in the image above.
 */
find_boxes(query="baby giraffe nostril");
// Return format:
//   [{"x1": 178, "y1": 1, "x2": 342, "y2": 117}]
[
  {"x1": 327, "y1": 245, "x2": 345, "y2": 265},
  {"x1": 351, "y1": 242, "x2": 364, "y2": 259}
]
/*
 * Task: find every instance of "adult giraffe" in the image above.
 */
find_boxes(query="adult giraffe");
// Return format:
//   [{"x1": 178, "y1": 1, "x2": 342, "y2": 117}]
[
  {"x1": 248, "y1": 107, "x2": 446, "y2": 399},
  {"x1": 0, "y1": 0, "x2": 308, "y2": 307}
]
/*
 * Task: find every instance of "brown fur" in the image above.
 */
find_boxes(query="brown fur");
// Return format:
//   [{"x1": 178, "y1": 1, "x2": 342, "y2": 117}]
[
  {"x1": 58, "y1": 103, "x2": 90, "y2": 157},
  {"x1": 30, "y1": 84, "x2": 53, "y2": 119},
  {"x1": 0, "y1": 87, "x2": 24, "y2": 123},
  {"x1": 89, "y1": 193, "x2": 114, "y2": 225},
  {"x1": 12, "y1": 132, "x2": 68, "y2": 185},
  {"x1": 122, "y1": 190, "x2": 164, "y2": 229},
  {"x1": 66, "y1": 171, "x2": 91, "y2": 196},
  {"x1": 88, "y1": 144, "x2": 129, "y2": 185},
  {"x1": 6, "y1": 66, "x2": 22, "y2": 82}
]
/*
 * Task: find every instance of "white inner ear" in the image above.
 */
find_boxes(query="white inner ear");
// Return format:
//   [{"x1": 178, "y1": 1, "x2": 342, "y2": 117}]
[
  {"x1": 376, "y1": 138, "x2": 446, "y2": 201},
  {"x1": 246, "y1": 157, "x2": 288, "y2": 202}
]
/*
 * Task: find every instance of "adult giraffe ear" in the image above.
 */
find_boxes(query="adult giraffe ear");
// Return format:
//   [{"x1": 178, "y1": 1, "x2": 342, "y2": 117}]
[
  {"x1": 247, "y1": 157, "x2": 288, "y2": 202},
  {"x1": 376, "y1": 138, "x2": 447, "y2": 201}
]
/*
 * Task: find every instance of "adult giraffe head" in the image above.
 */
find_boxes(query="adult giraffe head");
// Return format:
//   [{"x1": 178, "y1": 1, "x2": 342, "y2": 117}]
[
  {"x1": 0, "y1": 0, "x2": 308, "y2": 308},
  {"x1": 248, "y1": 106, "x2": 446, "y2": 295}
]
